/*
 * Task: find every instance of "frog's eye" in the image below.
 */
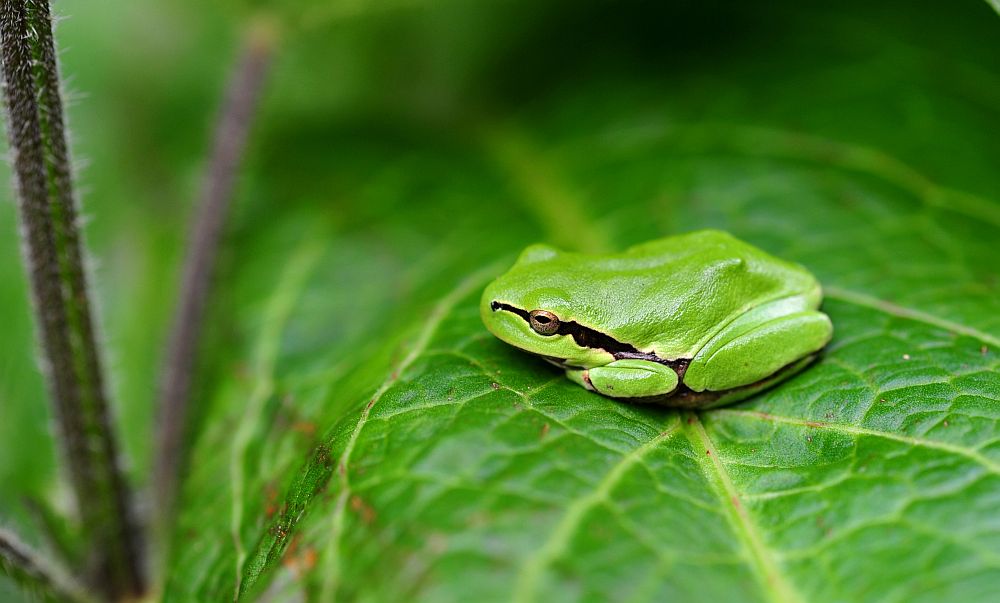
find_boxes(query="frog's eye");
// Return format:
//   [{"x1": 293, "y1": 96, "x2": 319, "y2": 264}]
[{"x1": 529, "y1": 310, "x2": 560, "y2": 335}]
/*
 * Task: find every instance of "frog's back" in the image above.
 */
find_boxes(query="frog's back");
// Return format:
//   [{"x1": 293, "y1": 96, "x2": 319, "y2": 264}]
[{"x1": 584, "y1": 230, "x2": 819, "y2": 359}]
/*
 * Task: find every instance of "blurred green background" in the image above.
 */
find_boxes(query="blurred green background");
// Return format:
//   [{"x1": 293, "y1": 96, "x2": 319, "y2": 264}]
[{"x1": 1, "y1": 0, "x2": 998, "y2": 600}]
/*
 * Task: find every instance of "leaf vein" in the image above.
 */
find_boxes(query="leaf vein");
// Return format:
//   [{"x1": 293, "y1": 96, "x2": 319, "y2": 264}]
[
  {"x1": 824, "y1": 286, "x2": 1000, "y2": 348},
  {"x1": 510, "y1": 419, "x2": 682, "y2": 603},
  {"x1": 686, "y1": 413, "x2": 805, "y2": 603},
  {"x1": 716, "y1": 409, "x2": 1000, "y2": 475},
  {"x1": 319, "y1": 265, "x2": 499, "y2": 600},
  {"x1": 229, "y1": 238, "x2": 324, "y2": 599}
]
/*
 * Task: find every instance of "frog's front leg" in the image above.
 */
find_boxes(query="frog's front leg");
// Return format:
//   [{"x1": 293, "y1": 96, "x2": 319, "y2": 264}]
[{"x1": 567, "y1": 359, "x2": 679, "y2": 399}]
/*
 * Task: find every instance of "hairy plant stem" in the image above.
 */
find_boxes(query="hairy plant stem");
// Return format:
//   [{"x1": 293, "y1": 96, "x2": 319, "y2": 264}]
[
  {"x1": 154, "y1": 20, "x2": 275, "y2": 525},
  {"x1": 0, "y1": 0, "x2": 145, "y2": 599}
]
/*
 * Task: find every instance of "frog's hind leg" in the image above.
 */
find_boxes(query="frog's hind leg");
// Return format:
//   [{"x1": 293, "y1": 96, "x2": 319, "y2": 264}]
[{"x1": 683, "y1": 299, "x2": 832, "y2": 393}]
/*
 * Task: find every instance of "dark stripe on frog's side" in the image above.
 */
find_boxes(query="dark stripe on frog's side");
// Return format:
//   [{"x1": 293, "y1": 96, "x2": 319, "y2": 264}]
[{"x1": 490, "y1": 301, "x2": 690, "y2": 375}]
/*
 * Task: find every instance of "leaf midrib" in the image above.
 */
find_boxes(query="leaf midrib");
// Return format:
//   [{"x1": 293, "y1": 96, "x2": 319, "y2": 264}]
[
  {"x1": 510, "y1": 420, "x2": 683, "y2": 603},
  {"x1": 686, "y1": 413, "x2": 807, "y2": 603},
  {"x1": 233, "y1": 121, "x2": 997, "y2": 601}
]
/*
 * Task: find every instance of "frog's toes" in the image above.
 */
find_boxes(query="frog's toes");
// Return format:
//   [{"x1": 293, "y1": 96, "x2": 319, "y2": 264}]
[{"x1": 568, "y1": 360, "x2": 679, "y2": 399}]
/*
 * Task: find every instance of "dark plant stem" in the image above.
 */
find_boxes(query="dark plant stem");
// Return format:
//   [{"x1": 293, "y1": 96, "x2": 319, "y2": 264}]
[
  {"x1": 28, "y1": 1, "x2": 147, "y2": 596},
  {"x1": 154, "y1": 20, "x2": 275, "y2": 522},
  {"x1": 0, "y1": 528, "x2": 91, "y2": 603},
  {"x1": 0, "y1": 0, "x2": 145, "y2": 599}
]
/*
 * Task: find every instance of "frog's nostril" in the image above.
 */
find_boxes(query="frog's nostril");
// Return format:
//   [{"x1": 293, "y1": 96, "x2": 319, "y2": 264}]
[{"x1": 490, "y1": 301, "x2": 500, "y2": 311}]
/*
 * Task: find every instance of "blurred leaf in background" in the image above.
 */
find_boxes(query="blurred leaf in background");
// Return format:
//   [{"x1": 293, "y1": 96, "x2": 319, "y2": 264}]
[{"x1": 1, "y1": 0, "x2": 998, "y2": 601}]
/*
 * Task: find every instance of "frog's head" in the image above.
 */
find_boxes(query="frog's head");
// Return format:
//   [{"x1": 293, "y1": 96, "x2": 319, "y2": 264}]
[{"x1": 480, "y1": 244, "x2": 614, "y2": 369}]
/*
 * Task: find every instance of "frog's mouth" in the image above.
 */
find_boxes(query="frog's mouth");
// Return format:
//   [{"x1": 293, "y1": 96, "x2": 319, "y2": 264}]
[
  {"x1": 489, "y1": 300, "x2": 636, "y2": 353},
  {"x1": 489, "y1": 299, "x2": 688, "y2": 372},
  {"x1": 541, "y1": 356, "x2": 581, "y2": 369},
  {"x1": 490, "y1": 300, "x2": 530, "y2": 321}
]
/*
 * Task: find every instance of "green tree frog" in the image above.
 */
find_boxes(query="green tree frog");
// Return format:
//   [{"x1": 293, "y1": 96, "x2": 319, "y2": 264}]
[{"x1": 481, "y1": 230, "x2": 833, "y2": 408}]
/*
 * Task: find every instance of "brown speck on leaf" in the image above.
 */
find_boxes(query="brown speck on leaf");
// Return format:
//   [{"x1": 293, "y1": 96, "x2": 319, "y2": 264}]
[
  {"x1": 235, "y1": 362, "x2": 252, "y2": 381},
  {"x1": 880, "y1": 398, "x2": 886, "y2": 404},
  {"x1": 491, "y1": 382, "x2": 501, "y2": 390},
  {"x1": 804, "y1": 421, "x2": 823, "y2": 428},
  {"x1": 282, "y1": 535, "x2": 317, "y2": 577},
  {"x1": 816, "y1": 516, "x2": 833, "y2": 537},
  {"x1": 943, "y1": 420, "x2": 949, "y2": 427},
  {"x1": 350, "y1": 495, "x2": 377, "y2": 524},
  {"x1": 731, "y1": 496, "x2": 740, "y2": 508},
  {"x1": 706, "y1": 449, "x2": 711, "y2": 456},
  {"x1": 283, "y1": 534, "x2": 300, "y2": 557},
  {"x1": 264, "y1": 483, "x2": 279, "y2": 517},
  {"x1": 300, "y1": 548, "x2": 318, "y2": 573},
  {"x1": 427, "y1": 532, "x2": 449, "y2": 555},
  {"x1": 338, "y1": 462, "x2": 346, "y2": 477},
  {"x1": 366, "y1": 399, "x2": 376, "y2": 411},
  {"x1": 313, "y1": 479, "x2": 330, "y2": 497},
  {"x1": 982, "y1": 345, "x2": 989, "y2": 356},
  {"x1": 902, "y1": 353, "x2": 911, "y2": 360},
  {"x1": 270, "y1": 522, "x2": 289, "y2": 540},
  {"x1": 315, "y1": 445, "x2": 332, "y2": 469},
  {"x1": 292, "y1": 421, "x2": 316, "y2": 437},
  {"x1": 687, "y1": 416, "x2": 695, "y2": 424},
  {"x1": 540, "y1": 423, "x2": 550, "y2": 439}
]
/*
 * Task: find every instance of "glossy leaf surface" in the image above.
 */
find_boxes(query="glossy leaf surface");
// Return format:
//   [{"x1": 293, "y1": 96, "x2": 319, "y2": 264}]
[{"x1": 1, "y1": 1, "x2": 997, "y2": 601}]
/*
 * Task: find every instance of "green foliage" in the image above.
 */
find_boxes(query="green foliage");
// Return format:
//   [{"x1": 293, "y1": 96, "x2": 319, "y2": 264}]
[
  {"x1": 0, "y1": 528, "x2": 89, "y2": 603},
  {"x1": 1, "y1": 0, "x2": 998, "y2": 601}
]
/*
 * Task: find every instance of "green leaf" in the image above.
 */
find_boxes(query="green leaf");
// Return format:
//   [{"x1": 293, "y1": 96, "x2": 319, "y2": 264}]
[
  {"x1": 160, "y1": 2, "x2": 1000, "y2": 601},
  {"x1": 1, "y1": 0, "x2": 998, "y2": 602},
  {"x1": 0, "y1": 528, "x2": 90, "y2": 603}
]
